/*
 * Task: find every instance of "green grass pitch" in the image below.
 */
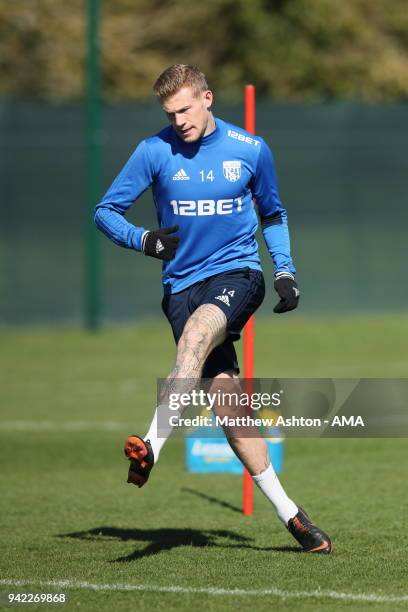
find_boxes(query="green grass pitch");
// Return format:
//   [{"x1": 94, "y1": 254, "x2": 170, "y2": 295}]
[{"x1": 1, "y1": 314, "x2": 408, "y2": 611}]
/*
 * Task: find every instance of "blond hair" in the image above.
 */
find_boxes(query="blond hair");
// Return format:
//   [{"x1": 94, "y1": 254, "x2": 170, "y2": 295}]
[{"x1": 153, "y1": 64, "x2": 209, "y2": 101}]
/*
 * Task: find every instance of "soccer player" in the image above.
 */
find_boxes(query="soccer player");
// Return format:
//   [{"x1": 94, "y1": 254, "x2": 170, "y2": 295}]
[{"x1": 94, "y1": 64, "x2": 331, "y2": 554}]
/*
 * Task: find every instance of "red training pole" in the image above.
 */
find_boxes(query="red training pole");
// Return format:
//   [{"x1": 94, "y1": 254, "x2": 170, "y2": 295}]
[{"x1": 242, "y1": 85, "x2": 256, "y2": 516}]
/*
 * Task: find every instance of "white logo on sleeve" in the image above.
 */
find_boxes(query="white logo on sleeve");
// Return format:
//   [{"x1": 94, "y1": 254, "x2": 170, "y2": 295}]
[
  {"x1": 172, "y1": 169, "x2": 190, "y2": 180},
  {"x1": 223, "y1": 161, "x2": 241, "y2": 182},
  {"x1": 227, "y1": 129, "x2": 260, "y2": 147}
]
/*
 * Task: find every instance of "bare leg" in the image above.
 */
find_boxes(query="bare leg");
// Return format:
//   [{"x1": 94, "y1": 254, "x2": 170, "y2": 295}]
[
  {"x1": 144, "y1": 303, "x2": 227, "y2": 458},
  {"x1": 208, "y1": 372, "x2": 269, "y2": 475},
  {"x1": 161, "y1": 303, "x2": 227, "y2": 396},
  {"x1": 209, "y1": 372, "x2": 298, "y2": 524}
]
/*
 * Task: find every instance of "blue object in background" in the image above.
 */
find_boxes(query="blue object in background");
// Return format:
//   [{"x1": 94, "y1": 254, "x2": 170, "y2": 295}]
[{"x1": 185, "y1": 428, "x2": 283, "y2": 474}]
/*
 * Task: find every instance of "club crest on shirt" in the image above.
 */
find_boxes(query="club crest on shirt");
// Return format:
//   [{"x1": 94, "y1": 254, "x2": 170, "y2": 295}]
[{"x1": 223, "y1": 160, "x2": 241, "y2": 182}]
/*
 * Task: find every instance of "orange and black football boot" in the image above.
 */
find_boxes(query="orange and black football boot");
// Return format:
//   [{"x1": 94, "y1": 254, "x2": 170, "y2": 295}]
[
  {"x1": 124, "y1": 435, "x2": 154, "y2": 488},
  {"x1": 287, "y1": 507, "x2": 332, "y2": 554}
]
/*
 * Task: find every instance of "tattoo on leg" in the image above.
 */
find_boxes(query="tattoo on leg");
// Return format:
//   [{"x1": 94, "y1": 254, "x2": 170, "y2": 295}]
[{"x1": 159, "y1": 304, "x2": 227, "y2": 405}]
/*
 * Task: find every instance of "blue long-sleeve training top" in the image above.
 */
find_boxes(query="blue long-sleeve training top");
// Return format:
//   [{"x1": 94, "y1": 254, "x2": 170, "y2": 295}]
[{"x1": 95, "y1": 117, "x2": 295, "y2": 293}]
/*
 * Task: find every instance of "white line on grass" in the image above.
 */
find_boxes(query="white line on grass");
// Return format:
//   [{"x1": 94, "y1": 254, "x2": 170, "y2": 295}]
[
  {"x1": 0, "y1": 421, "x2": 132, "y2": 432},
  {"x1": 0, "y1": 579, "x2": 407, "y2": 604}
]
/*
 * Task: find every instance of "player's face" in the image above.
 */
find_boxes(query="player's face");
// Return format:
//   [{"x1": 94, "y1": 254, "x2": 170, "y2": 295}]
[{"x1": 162, "y1": 87, "x2": 214, "y2": 143}]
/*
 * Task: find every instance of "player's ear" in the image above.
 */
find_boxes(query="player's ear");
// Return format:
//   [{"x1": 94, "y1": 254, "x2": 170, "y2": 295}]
[{"x1": 203, "y1": 90, "x2": 213, "y2": 110}]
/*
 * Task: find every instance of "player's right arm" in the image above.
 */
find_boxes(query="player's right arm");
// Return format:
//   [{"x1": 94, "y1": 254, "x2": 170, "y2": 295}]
[
  {"x1": 95, "y1": 141, "x2": 179, "y2": 260},
  {"x1": 94, "y1": 140, "x2": 153, "y2": 251}
]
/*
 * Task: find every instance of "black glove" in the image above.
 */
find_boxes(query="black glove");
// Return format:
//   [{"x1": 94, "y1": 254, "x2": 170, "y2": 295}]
[
  {"x1": 142, "y1": 225, "x2": 180, "y2": 261},
  {"x1": 273, "y1": 274, "x2": 300, "y2": 313}
]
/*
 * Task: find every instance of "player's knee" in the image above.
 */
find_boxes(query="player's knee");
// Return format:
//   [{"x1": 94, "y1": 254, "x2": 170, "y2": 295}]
[
  {"x1": 175, "y1": 327, "x2": 211, "y2": 374},
  {"x1": 178, "y1": 324, "x2": 205, "y2": 347},
  {"x1": 179, "y1": 304, "x2": 227, "y2": 354}
]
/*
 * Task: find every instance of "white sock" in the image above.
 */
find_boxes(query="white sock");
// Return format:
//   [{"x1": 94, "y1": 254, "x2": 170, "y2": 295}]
[
  {"x1": 144, "y1": 405, "x2": 174, "y2": 462},
  {"x1": 252, "y1": 463, "x2": 298, "y2": 525}
]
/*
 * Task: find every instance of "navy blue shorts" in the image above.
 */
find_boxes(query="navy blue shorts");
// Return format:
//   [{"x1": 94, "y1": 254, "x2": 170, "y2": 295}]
[{"x1": 161, "y1": 268, "x2": 265, "y2": 377}]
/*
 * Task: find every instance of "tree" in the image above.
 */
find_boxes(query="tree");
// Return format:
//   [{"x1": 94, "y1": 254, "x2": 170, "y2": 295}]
[{"x1": 0, "y1": 0, "x2": 407, "y2": 101}]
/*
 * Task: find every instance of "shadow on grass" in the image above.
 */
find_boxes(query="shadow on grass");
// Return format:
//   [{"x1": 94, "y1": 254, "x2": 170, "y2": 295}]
[
  {"x1": 181, "y1": 486, "x2": 242, "y2": 514},
  {"x1": 57, "y1": 526, "x2": 302, "y2": 562},
  {"x1": 58, "y1": 526, "x2": 249, "y2": 562}
]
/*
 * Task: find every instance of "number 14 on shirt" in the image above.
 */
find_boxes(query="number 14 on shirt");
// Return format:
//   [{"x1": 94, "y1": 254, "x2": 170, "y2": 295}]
[{"x1": 200, "y1": 169, "x2": 215, "y2": 182}]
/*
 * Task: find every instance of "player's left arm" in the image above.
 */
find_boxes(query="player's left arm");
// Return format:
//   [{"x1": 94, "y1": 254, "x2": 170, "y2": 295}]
[{"x1": 251, "y1": 139, "x2": 299, "y2": 313}]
